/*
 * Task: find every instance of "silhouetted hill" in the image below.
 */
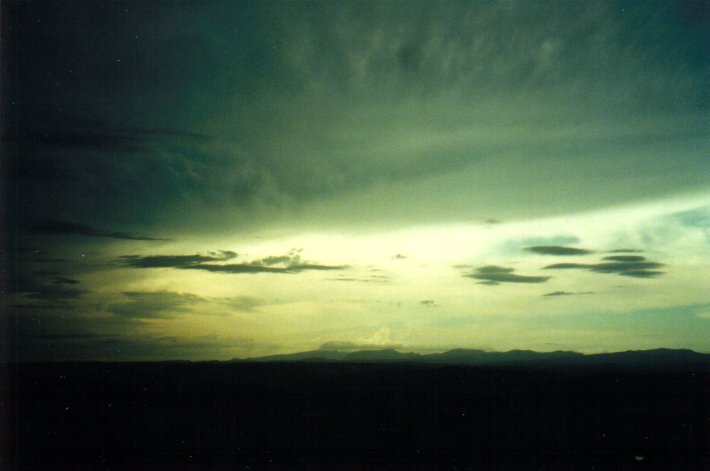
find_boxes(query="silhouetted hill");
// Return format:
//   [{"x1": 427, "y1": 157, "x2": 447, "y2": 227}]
[
  {"x1": 344, "y1": 348, "x2": 421, "y2": 362},
  {"x1": 586, "y1": 348, "x2": 710, "y2": 370},
  {"x1": 235, "y1": 348, "x2": 710, "y2": 371},
  {"x1": 233, "y1": 349, "x2": 347, "y2": 362},
  {"x1": 425, "y1": 348, "x2": 584, "y2": 366}
]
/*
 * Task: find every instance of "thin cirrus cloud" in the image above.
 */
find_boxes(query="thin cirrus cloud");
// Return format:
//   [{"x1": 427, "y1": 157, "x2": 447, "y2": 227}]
[
  {"x1": 52, "y1": 276, "x2": 79, "y2": 285},
  {"x1": 327, "y1": 275, "x2": 390, "y2": 283},
  {"x1": 464, "y1": 265, "x2": 551, "y2": 285}
]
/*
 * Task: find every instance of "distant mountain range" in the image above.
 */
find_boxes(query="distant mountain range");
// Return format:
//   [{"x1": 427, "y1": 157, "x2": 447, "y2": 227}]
[{"x1": 231, "y1": 348, "x2": 710, "y2": 371}]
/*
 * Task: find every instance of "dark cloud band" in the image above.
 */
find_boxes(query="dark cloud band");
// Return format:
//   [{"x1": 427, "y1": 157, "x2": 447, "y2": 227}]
[
  {"x1": 32, "y1": 219, "x2": 170, "y2": 241},
  {"x1": 179, "y1": 262, "x2": 347, "y2": 275},
  {"x1": 120, "y1": 251, "x2": 237, "y2": 268},
  {"x1": 120, "y1": 250, "x2": 346, "y2": 274},
  {"x1": 525, "y1": 246, "x2": 593, "y2": 256},
  {"x1": 543, "y1": 291, "x2": 595, "y2": 297},
  {"x1": 545, "y1": 256, "x2": 664, "y2": 278},
  {"x1": 465, "y1": 265, "x2": 550, "y2": 284}
]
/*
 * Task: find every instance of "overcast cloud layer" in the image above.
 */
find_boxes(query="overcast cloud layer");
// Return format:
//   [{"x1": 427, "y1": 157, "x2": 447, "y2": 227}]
[{"x1": 2, "y1": 1, "x2": 709, "y2": 360}]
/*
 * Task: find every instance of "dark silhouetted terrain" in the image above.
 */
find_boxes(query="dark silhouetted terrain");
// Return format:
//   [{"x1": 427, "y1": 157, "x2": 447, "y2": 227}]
[{"x1": 4, "y1": 349, "x2": 710, "y2": 470}]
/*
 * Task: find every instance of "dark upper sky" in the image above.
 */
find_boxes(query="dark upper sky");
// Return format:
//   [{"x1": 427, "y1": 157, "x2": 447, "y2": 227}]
[{"x1": 2, "y1": 1, "x2": 709, "y2": 360}]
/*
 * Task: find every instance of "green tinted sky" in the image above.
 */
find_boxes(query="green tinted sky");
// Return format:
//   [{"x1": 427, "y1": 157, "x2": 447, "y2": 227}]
[{"x1": 2, "y1": 0, "x2": 709, "y2": 360}]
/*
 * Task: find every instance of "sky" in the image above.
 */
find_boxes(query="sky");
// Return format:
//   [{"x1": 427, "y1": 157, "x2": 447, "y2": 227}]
[{"x1": 2, "y1": 0, "x2": 709, "y2": 361}]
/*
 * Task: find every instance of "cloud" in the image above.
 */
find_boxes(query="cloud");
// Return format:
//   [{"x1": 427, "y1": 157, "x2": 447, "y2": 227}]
[
  {"x1": 545, "y1": 255, "x2": 664, "y2": 278},
  {"x1": 108, "y1": 290, "x2": 205, "y2": 320},
  {"x1": 602, "y1": 255, "x2": 646, "y2": 263},
  {"x1": 328, "y1": 274, "x2": 390, "y2": 283},
  {"x1": 120, "y1": 251, "x2": 237, "y2": 268},
  {"x1": 179, "y1": 262, "x2": 346, "y2": 275},
  {"x1": 25, "y1": 333, "x2": 116, "y2": 340},
  {"x1": 525, "y1": 246, "x2": 593, "y2": 256},
  {"x1": 5, "y1": 0, "x2": 708, "y2": 238},
  {"x1": 23, "y1": 285, "x2": 87, "y2": 301},
  {"x1": 542, "y1": 291, "x2": 595, "y2": 297},
  {"x1": 219, "y1": 296, "x2": 263, "y2": 312},
  {"x1": 260, "y1": 255, "x2": 293, "y2": 266},
  {"x1": 464, "y1": 265, "x2": 551, "y2": 284},
  {"x1": 674, "y1": 206, "x2": 710, "y2": 228},
  {"x1": 7, "y1": 270, "x2": 87, "y2": 303},
  {"x1": 7, "y1": 129, "x2": 141, "y2": 153},
  {"x1": 32, "y1": 219, "x2": 170, "y2": 241},
  {"x1": 121, "y1": 249, "x2": 346, "y2": 274},
  {"x1": 53, "y1": 276, "x2": 79, "y2": 285},
  {"x1": 5, "y1": 121, "x2": 209, "y2": 153}
]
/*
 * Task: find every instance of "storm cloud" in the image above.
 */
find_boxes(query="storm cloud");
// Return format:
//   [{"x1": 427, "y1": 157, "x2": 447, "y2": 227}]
[{"x1": 4, "y1": 0, "x2": 708, "y2": 232}]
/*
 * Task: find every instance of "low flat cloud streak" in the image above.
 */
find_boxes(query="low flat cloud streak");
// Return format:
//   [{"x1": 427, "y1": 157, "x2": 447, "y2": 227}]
[
  {"x1": 545, "y1": 255, "x2": 664, "y2": 278},
  {"x1": 179, "y1": 262, "x2": 347, "y2": 275},
  {"x1": 120, "y1": 251, "x2": 237, "y2": 268},
  {"x1": 465, "y1": 265, "x2": 550, "y2": 284},
  {"x1": 526, "y1": 246, "x2": 593, "y2": 256},
  {"x1": 120, "y1": 250, "x2": 346, "y2": 275}
]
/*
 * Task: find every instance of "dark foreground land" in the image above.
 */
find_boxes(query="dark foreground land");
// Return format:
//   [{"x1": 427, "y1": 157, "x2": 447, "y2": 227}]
[{"x1": 3, "y1": 361, "x2": 709, "y2": 470}]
